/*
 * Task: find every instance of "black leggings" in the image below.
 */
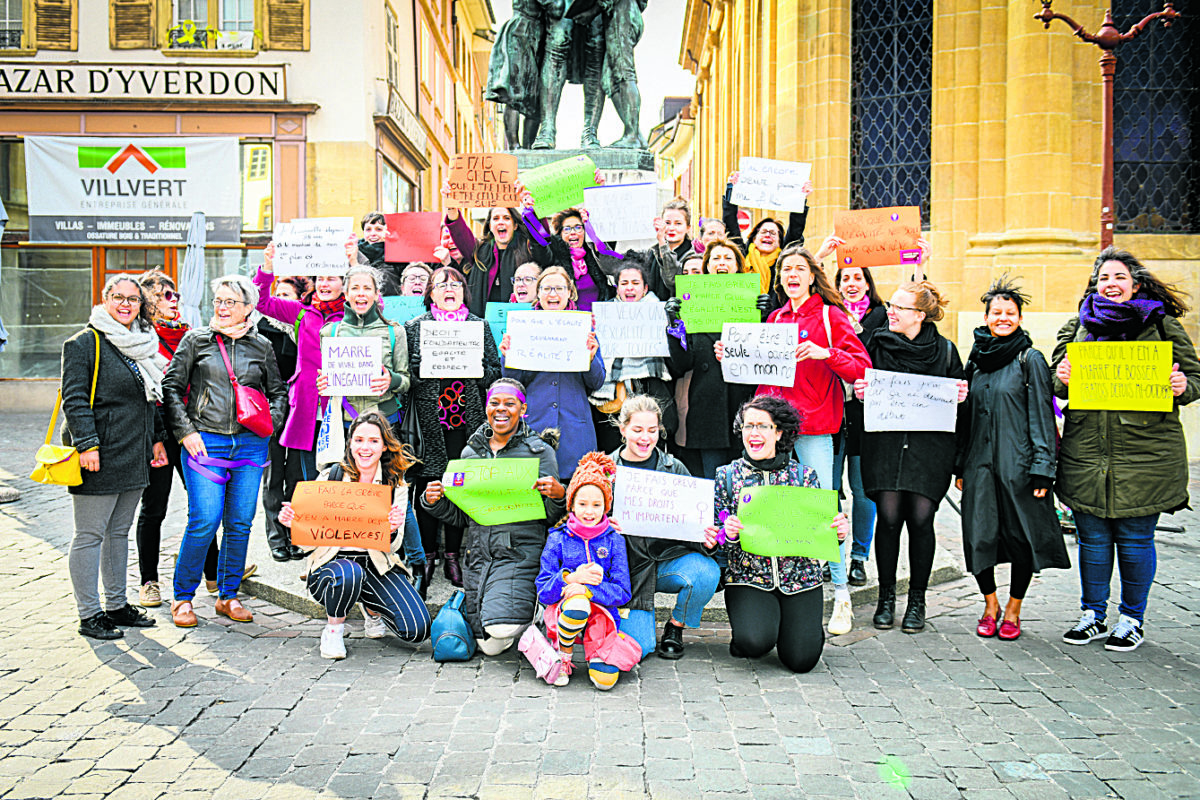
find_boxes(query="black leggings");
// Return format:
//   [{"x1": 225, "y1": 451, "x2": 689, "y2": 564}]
[
  {"x1": 873, "y1": 490, "x2": 938, "y2": 592},
  {"x1": 135, "y1": 437, "x2": 219, "y2": 583},
  {"x1": 975, "y1": 565, "x2": 1033, "y2": 600},
  {"x1": 414, "y1": 477, "x2": 464, "y2": 556},
  {"x1": 725, "y1": 585, "x2": 825, "y2": 674}
]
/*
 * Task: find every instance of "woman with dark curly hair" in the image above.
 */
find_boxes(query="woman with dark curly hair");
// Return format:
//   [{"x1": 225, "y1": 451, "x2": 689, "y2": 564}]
[{"x1": 706, "y1": 396, "x2": 849, "y2": 673}]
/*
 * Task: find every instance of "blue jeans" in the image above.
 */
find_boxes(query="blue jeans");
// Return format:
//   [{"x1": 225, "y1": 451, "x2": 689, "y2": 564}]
[
  {"x1": 1074, "y1": 511, "x2": 1158, "y2": 624},
  {"x1": 175, "y1": 431, "x2": 269, "y2": 602},
  {"x1": 793, "y1": 434, "x2": 846, "y2": 584},
  {"x1": 846, "y1": 456, "x2": 875, "y2": 562},
  {"x1": 623, "y1": 552, "x2": 722, "y2": 659},
  {"x1": 698, "y1": 447, "x2": 735, "y2": 481}
]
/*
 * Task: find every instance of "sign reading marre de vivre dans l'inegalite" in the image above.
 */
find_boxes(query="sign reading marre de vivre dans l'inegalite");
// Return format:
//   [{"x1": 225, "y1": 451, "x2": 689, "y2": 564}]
[{"x1": 25, "y1": 136, "x2": 241, "y2": 244}]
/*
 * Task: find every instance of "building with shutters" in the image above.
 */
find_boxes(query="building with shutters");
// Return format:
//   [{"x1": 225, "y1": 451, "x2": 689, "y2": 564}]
[
  {"x1": 0, "y1": 0, "x2": 500, "y2": 403},
  {"x1": 678, "y1": 0, "x2": 1199, "y2": 442}
]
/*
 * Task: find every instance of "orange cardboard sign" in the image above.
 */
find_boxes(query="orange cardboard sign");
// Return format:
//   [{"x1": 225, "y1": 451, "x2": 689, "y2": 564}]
[
  {"x1": 383, "y1": 212, "x2": 443, "y2": 262},
  {"x1": 834, "y1": 206, "x2": 922, "y2": 269},
  {"x1": 447, "y1": 153, "x2": 520, "y2": 207},
  {"x1": 289, "y1": 481, "x2": 392, "y2": 551}
]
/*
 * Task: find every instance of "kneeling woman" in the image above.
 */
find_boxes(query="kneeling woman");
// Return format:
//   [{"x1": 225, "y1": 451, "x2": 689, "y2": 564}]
[
  {"x1": 422, "y1": 379, "x2": 566, "y2": 655},
  {"x1": 280, "y1": 412, "x2": 430, "y2": 659},
  {"x1": 708, "y1": 396, "x2": 849, "y2": 673}
]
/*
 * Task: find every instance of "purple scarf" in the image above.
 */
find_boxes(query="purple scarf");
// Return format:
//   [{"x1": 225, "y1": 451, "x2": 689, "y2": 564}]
[{"x1": 1079, "y1": 293, "x2": 1166, "y2": 341}]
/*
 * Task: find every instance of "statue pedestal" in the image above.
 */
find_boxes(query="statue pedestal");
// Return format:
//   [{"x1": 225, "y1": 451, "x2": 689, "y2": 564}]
[{"x1": 512, "y1": 148, "x2": 655, "y2": 173}]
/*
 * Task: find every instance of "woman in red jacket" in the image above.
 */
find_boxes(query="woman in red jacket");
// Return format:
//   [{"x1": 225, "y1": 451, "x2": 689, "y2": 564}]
[{"x1": 715, "y1": 243, "x2": 870, "y2": 634}]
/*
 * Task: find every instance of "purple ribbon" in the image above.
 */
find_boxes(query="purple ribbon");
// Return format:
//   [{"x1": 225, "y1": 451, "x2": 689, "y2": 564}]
[
  {"x1": 522, "y1": 209, "x2": 550, "y2": 246},
  {"x1": 1052, "y1": 396, "x2": 1063, "y2": 419},
  {"x1": 666, "y1": 318, "x2": 688, "y2": 350},
  {"x1": 583, "y1": 219, "x2": 624, "y2": 260},
  {"x1": 188, "y1": 455, "x2": 270, "y2": 485}
]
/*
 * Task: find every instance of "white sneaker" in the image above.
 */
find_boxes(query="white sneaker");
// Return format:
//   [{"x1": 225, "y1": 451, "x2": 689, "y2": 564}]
[
  {"x1": 362, "y1": 608, "x2": 387, "y2": 639},
  {"x1": 320, "y1": 625, "x2": 347, "y2": 659},
  {"x1": 828, "y1": 599, "x2": 854, "y2": 636},
  {"x1": 553, "y1": 654, "x2": 573, "y2": 687}
]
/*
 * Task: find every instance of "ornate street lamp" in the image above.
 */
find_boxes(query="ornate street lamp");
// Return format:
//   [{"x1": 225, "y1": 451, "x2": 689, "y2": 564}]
[{"x1": 1034, "y1": 1, "x2": 1181, "y2": 248}]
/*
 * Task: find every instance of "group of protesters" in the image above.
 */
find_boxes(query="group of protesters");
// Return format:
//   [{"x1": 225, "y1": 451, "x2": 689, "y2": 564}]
[{"x1": 57, "y1": 169, "x2": 1198, "y2": 683}]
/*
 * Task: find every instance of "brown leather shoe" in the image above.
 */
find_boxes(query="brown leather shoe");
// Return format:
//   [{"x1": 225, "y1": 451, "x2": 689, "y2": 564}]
[
  {"x1": 214, "y1": 598, "x2": 253, "y2": 623},
  {"x1": 171, "y1": 600, "x2": 198, "y2": 628}
]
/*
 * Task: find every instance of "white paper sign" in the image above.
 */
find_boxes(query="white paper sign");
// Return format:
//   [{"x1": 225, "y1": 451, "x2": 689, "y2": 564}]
[
  {"x1": 863, "y1": 368, "x2": 960, "y2": 432},
  {"x1": 420, "y1": 320, "x2": 485, "y2": 378},
  {"x1": 503, "y1": 311, "x2": 592, "y2": 372},
  {"x1": 320, "y1": 336, "x2": 381, "y2": 397},
  {"x1": 730, "y1": 157, "x2": 812, "y2": 211},
  {"x1": 720, "y1": 323, "x2": 798, "y2": 388},
  {"x1": 582, "y1": 182, "x2": 658, "y2": 242},
  {"x1": 612, "y1": 466, "x2": 713, "y2": 543},
  {"x1": 273, "y1": 217, "x2": 353, "y2": 277},
  {"x1": 592, "y1": 301, "x2": 669, "y2": 359}
]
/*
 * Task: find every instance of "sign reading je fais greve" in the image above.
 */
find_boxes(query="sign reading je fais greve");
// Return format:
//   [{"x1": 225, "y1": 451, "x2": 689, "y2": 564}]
[{"x1": 0, "y1": 62, "x2": 286, "y2": 102}]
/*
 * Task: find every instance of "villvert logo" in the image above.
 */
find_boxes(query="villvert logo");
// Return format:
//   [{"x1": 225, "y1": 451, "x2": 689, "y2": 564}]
[{"x1": 77, "y1": 144, "x2": 187, "y2": 174}]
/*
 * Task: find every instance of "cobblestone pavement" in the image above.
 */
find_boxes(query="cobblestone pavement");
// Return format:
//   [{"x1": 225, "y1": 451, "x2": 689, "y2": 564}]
[{"x1": 0, "y1": 413, "x2": 1197, "y2": 799}]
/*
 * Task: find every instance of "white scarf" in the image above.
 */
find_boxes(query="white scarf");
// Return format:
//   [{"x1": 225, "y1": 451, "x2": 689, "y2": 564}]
[{"x1": 88, "y1": 305, "x2": 167, "y2": 402}]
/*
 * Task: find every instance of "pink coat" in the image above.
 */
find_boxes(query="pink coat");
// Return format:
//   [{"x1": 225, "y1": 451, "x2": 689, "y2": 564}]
[{"x1": 253, "y1": 268, "x2": 344, "y2": 450}]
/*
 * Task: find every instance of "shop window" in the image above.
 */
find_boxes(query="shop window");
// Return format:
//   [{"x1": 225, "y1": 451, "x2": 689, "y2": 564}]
[
  {"x1": 180, "y1": 247, "x2": 264, "y2": 318},
  {"x1": 850, "y1": 0, "x2": 932, "y2": 226},
  {"x1": 0, "y1": 141, "x2": 28, "y2": 231},
  {"x1": 0, "y1": 248, "x2": 92, "y2": 379},
  {"x1": 1113, "y1": 0, "x2": 1199, "y2": 233},
  {"x1": 380, "y1": 160, "x2": 413, "y2": 214},
  {"x1": 240, "y1": 143, "x2": 273, "y2": 231}
]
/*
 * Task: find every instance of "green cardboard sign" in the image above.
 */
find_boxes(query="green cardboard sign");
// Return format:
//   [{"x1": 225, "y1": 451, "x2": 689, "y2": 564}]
[
  {"x1": 442, "y1": 457, "x2": 546, "y2": 525},
  {"x1": 484, "y1": 301, "x2": 532, "y2": 350},
  {"x1": 382, "y1": 295, "x2": 426, "y2": 324},
  {"x1": 521, "y1": 155, "x2": 597, "y2": 217},
  {"x1": 737, "y1": 484, "x2": 841, "y2": 561},
  {"x1": 676, "y1": 273, "x2": 761, "y2": 333}
]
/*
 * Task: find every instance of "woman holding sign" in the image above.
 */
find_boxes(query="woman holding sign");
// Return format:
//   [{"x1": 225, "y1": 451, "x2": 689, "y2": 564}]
[
  {"x1": 162, "y1": 275, "x2": 288, "y2": 628},
  {"x1": 1052, "y1": 248, "x2": 1199, "y2": 652},
  {"x1": 853, "y1": 281, "x2": 968, "y2": 635},
  {"x1": 546, "y1": 207, "x2": 616, "y2": 311},
  {"x1": 422, "y1": 378, "x2": 567, "y2": 656},
  {"x1": 406, "y1": 266, "x2": 503, "y2": 590},
  {"x1": 443, "y1": 200, "x2": 553, "y2": 317},
  {"x1": 279, "y1": 412, "x2": 430, "y2": 660},
  {"x1": 708, "y1": 396, "x2": 850, "y2": 673},
  {"x1": 501, "y1": 267, "x2": 606, "y2": 481},
  {"x1": 722, "y1": 172, "x2": 812, "y2": 300},
  {"x1": 956, "y1": 278, "x2": 1069, "y2": 642}
]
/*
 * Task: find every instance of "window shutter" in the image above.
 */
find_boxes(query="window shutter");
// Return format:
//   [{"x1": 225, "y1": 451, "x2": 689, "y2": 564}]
[
  {"x1": 34, "y1": 0, "x2": 78, "y2": 50},
  {"x1": 109, "y1": 0, "x2": 156, "y2": 49},
  {"x1": 264, "y1": 0, "x2": 308, "y2": 51}
]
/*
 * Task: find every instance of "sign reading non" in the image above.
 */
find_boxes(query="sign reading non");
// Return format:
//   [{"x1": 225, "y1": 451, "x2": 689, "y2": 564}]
[
  {"x1": 442, "y1": 457, "x2": 546, "y2": 525},
  {"x1": 320, "y1": 336, "x2": 382, "y2": 397},
  {"x1": 1066, "y1": 341, "x2": 1174, "y2": 412},
  {"x1": 503, "y1": 311, "x2": 592, "y2": 372},
  {"x1": 612, "y1": 467, "x2": 713, "y2": 543},
  {"x1": 289, "y1": 481, "x2": 393, "y2": 551},
  {"x1": 273, "y1": 217, "x2": 354, "y2": 277},
  {"x1": 592, "y1": 300, "x2": 669, "y2": 358},
  {"x1": 419, "y1": 320, "x2": 485, "y2": 378},
  {"x1": 582, "y1": 182, "x2": 658, "y2": 242},
  {"x1": 730, "y1": 157, "x2": 812, "y2": 211},
  {"x1": 834, "y1": 206, "x2": 922, "y2": 269},
  {"x1": 862, "y1": 367, "x2": 960, "y2": 432},
  {"x1": 26, "y1": 136, "x2": 240, "y2": 244},
  {"x1": 447, "y1": 153, "x2": 520, "y2": 207},
  {"x1": 720, "y1": 323, "x2": 798, "y2": 388},
  {"x1": 737, "y1": 485, "x2": 841, "y2": 561},
  {"x1": 675, "y1": 273, "x2": 760, "y2": 334}
]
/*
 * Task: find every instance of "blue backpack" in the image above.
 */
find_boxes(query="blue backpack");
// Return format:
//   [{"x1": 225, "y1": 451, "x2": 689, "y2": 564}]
[{"x1": 431, "y1": 590, "x2": 476, "y2": 662}]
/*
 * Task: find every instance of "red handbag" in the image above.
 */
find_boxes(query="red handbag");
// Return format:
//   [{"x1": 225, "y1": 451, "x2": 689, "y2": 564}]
[{"x1": 215, "y1": 335, "x2": 275, "y2": 438}]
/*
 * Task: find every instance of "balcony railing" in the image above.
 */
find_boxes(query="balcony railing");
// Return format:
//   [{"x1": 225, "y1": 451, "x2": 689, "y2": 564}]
[{"x1": 0, "y1": 28, "x2": 23, "y2": 49}]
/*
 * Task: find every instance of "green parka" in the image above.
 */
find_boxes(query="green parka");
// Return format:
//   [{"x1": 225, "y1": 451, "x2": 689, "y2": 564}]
[{"x1": 1051, "y1": 315, "x2": 1200, "y2": 518}]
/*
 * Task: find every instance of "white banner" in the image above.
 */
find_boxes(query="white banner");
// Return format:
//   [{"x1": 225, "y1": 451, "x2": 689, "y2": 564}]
[
  {"x1": 26, "y1": 136, "x2": 240, "y2": 244},
  {"x1": 0, "y1": 62, "x2": 286, "y2": 102},
  {"x1": 273, "y1": 218, "x2": 354, "y2": 277},
  {"x1": 730, "y1": 157, "x2": 812, "y2": 211},
  {"x1": 863, "y1": 368, "x2": 960, "y2": 432},
  {"x1": 720, "y1": 323, "x2": 798, "y2": 388},
  {"x1": 612, "y1": 466, "x2": 713, "y2": 543},
  {"x1": 582, "y1": 182, "x2": 658, "y2": 242},
  {"x1": 419, "y1": 320, "x2": 485, "y2": 378},
  {"x1": 320, "y1": 337, "x2": 382, "y2": 397},
  {"x1": 503, "y1": 311, "x2": 592, "y2": 372},
  {"x1": 592, "y1": 300, "x2": 669, "y2": 359}
]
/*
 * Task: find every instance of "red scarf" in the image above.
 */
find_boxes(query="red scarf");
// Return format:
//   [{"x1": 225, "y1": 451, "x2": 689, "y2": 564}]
[
  {"x1": 154, "y1": 318, "x2": 190, "y2": 360},
  {"x1": 312, "y1": 295, "x2": 345, "y2": 318}
]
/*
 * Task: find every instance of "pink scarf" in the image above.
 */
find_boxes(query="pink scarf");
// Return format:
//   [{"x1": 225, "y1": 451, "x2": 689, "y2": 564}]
[
  {"x1": 845, "y1": 296, "x2": 871, "y2": 322},
  {"x1": 566, "y1": 513, "x2": 609, "y2": 541},
  {"x1": 431, "y1": 305, "x2": 469, "y2": 322},
  {"x1": 568, "y1": 246, "x2": 588, "y2": 280}
]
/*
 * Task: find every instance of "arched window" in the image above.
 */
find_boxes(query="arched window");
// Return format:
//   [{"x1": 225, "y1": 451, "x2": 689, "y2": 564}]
[
  {"x1": 1113, "y1": 1, "x2": 1199, "y2": 233},
  {"x1": 850, "y1": 0, "x2": 933, "y2": 225}
]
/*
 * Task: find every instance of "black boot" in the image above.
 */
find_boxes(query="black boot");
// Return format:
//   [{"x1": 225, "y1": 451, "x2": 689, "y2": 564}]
[
  {"x1": 848, "y1": 559, "x2": 867, "y2": 586},
  {"x1": 444, "y1": 553, "x2": 463, "y2": 588},
  {"x1": 423, "y1": 555, "x2": 438, "y2": 591},
  {"x1": 902, "y1": 589, "x2": 927, "y2": 634},
  {"x1": 873, "y1": 585, "x2": 896, "y2": 630},
  {"x1": 656, "y1": 621, "x2": 685, "y2": 660}
]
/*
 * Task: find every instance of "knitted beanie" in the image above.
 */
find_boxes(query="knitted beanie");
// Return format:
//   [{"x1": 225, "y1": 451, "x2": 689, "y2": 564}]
[{"x1": 565, "y1": 451, "x2": 617, "y2": 514}]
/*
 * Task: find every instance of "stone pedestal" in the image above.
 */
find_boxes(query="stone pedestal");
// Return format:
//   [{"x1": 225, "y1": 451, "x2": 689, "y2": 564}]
[{"x1": 511, "y1": 148, "x2": 655, "y2": 172}]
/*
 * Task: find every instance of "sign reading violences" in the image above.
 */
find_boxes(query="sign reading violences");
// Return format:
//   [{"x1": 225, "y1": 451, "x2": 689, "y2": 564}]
[{"x1": 289, "y1": 481, "x2": 393, "y2": 551}]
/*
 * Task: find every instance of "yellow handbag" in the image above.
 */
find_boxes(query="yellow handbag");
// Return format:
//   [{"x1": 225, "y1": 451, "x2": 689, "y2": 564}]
[{"x1": 30, "y1": 331, "x2": 99, "y2": 487}]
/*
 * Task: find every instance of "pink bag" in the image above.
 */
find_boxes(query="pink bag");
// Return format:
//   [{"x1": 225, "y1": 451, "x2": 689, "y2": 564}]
[
  {"x1": 518, "y1": 625, "x2": 562, "y2": 685},
  {"x1": 594, "y1": 630, "x2": 643, "y2": 672}
]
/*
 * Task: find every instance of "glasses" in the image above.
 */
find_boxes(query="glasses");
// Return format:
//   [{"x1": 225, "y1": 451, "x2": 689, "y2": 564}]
[
  {"x1": 213, "y1": 298, "x2": 247, "y2": 309},
  {"x1": 161, "y1": 290, "x2": 180, "y2": 302},
  {"x1": 432, "y1": 281, "x2": 463, "y2": 290},
  {"x1": 512, "y1": 276, "x2": 538, "y2": 285},
  {"x1": 561, "y1": 224, "x2": 584, "y2": 234},
  {"x1": 539, "y1": 285, "x2": 569, "y2": 294},
  {"x1": 742, "y1": 423, "x2": 776, "y2": 433},
  {"x1": 885, "y1": 302, "x2": 921, "y2": 313},
  {"x1": 109, "y1": 293, "x2": 142, "y2": 306}
]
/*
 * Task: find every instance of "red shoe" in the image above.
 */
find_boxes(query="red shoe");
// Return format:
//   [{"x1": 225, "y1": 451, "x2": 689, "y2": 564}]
[
  {"x1": 998, "y1": 618, "x2": 1021, "y2": 640},
  {"x1": 976, "y1": 615, "x2": 998, "y2": 638}
]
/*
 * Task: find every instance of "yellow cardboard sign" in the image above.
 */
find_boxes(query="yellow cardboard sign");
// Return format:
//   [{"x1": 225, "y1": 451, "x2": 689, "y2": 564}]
[{"x1": 1067, "y1": 341, "x2": 1173, "y2": 412}]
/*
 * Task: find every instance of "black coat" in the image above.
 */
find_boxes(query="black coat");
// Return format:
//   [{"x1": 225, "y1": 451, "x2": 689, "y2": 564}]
[
  {"x1": 627, "y1": 239, "x2": 694, "y2": 300},
  {"x1": 547, "y1": 236, "x2": 616, "y2": 303},
  {"x1": 60, "y1": 326, "x2": 165, "y2": 496},
  {"x1": 956, "y1": 347, "x2": 1069, "y2": 574},
  {"x1": 257, "y1": 318, "x2": 299, "y2": 383},
  {"x1": 860, "y1": 326, "x2": 965, "y2": 501},
  {"x1": 404, "y1": 312, "x2": 503, "y2": 478},
  {"x1": 843, "y1": 304, "x2": 887, "y2": 457},
  {"x1": 465, "y1": 231, "x2": 554, "y2": 317},
  {"x1": 668, "y1": 331, "x2": 754, "y2": 450}
]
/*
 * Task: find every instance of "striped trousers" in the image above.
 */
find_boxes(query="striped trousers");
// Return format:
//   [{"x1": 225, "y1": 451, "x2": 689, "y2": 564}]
[{"x1": 307, "y1": 556, "x2": 431, "y2": 642}]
